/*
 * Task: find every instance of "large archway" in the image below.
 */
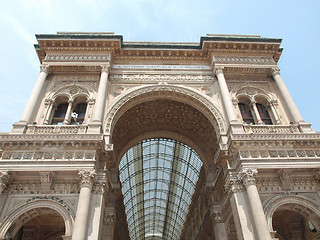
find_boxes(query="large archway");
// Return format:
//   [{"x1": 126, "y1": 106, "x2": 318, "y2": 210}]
[
  {"x1": 0, "y1": 199, "x2": 74, "y2": 239},
  {"x1": 108, "y1": 88, "x2": 222, "y2": 171},
  {"x1": 107, "y1": 87, "x2": 221, "y2": 239},
  {"x1": 265, "y1": 196, "x2": 320, "y2": 239}
]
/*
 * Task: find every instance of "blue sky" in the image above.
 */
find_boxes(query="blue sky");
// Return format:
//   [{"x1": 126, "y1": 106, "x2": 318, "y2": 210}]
[{"x1": 0, "y1": 0, "x2": 319, "y2": 132}]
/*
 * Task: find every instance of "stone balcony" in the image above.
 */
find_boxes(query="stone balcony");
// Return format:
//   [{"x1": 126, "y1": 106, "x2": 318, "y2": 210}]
[
  {"x1": 243, "y1": 124, "x2": 300, "y2": 134},
  {"x1": 26, "y1": 124, "x2": 89, "y2": 134}
]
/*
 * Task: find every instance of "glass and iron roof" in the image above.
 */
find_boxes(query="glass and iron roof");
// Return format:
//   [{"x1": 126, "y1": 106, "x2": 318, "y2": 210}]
[{"x1": 119, "y1": 138, "x2": 203, "y2": 240}]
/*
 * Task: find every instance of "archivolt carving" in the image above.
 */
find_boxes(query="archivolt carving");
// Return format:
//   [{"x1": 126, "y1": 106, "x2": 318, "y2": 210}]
[
  {"x1": 47, "y1": 83, "x2": 95, "y2": 102},
  {"x1": 0, "y1": 198, "x2": 74, "y2": 238},
  {"x1": 264, "y1": 195, "x2": 320, "y2": 231},
  {"x1": 103, "y1": 84, "x2": 227, "y2": 138},
  {"x1": 233, "y1": 86, "x2": 271, "y2": 102}
]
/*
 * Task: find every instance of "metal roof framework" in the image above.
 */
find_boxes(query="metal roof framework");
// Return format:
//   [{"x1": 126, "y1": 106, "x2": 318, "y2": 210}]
[{"x1": 119, "y1": 138, "x2": 203, "y2": 240}]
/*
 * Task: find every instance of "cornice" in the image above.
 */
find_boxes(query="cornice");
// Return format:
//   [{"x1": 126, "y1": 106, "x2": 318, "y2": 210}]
[{"x1": 34, "y1": 33, "x2": 283, "y2": 64}]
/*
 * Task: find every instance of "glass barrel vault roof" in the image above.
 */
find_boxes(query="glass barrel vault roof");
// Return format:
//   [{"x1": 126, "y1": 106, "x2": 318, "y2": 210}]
[{"x1": 119, "y1": 138, "x2": 203, "y2": 240}]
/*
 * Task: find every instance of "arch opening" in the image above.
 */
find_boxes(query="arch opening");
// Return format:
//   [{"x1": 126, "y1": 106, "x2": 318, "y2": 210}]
[
  {"x1": 272, "y1": 207, "x2": 320, "y2": 240},
  {"x1": 111, "y1": 98, "x2": 218, "y2": 170},
  {"x1": 119, "y1": 138, "x2": 203, "y2": 240},
  {"x1": 7, "y1": 207, "x2": 65, "y2": 240}
]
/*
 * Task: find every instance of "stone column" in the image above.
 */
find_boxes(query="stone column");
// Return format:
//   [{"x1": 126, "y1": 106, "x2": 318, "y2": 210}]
[
  {"x1": 88, "y1": 64, "x2": 110, "y2": 133},
  {"x1": 43, "y1": 100, "x2": 54, "y2": 125},
  {"x1": 63, "y1": 99, "x2": 73, "y2": 125},
  {"x1": 103, "y1": 207, "x2": 116, "y2": 240},
  {"x1": 72, "y1": 170, "x2": 96, "y2": 240},
  {"x1": 211, "y1": 210, "x2": 229, "y2": 240},
  {"x1": 21, "y1": 65, "x2": 49, "y2": 123},
  {"x1": 0, "y1": 171, "x2": 9, "y2": 194},
  {"x1": 251, "y1": 101, "x2": 263, "y2": 124},
  {"x1": 228, "y1": 179, "x2": 255, "y2": 240},
  {"x1": 214, "y1": 67, "x2": 238, "y2": 123},
  {"x1": 92, "y1": 64, "x2": 110, "y2": 123},
  {"x1": 214, "y1": 67, "x2": 243, "y2": 133},
  {"x1": 271, "y1": 67, "x2": 303, "y2": 123},
  {"x1": 238, "y1": 169, "x2": 272, "y2": 240},
  {"x1": 268, "y1": 100, "x2": 280, "y2": 124}
]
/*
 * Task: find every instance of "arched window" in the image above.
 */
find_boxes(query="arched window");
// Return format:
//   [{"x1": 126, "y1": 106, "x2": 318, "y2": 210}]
[
  {"x1": 256, "y1": 103, "x2": 273, "y2": 125},
  {"x1": 51, "y1": 103, "x2": 68, "y2": 125},
  {"x1": 71, "y1": 102, "x2": 87, "y2": 124},
  {"x1": 238, "y1": 103, "x2": 254, "y2": 124}
]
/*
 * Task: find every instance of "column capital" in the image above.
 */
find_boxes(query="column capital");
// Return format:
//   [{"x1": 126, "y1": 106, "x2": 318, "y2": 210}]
[
  {"x1": 270, "y1": 66, "x2": 280, "y2": 77},
  {"x1": 268, "y1": 99, "x2": 278, "y2": 107},
  {"x1": 79, "y1": 170, "x2": 96, "y2": 188},
  {"x1": 101, "y1": 63, "x2": 111, "y2": 73},
  {"x1": 68, "y1": 99, "x2": 73, "y2": 104},
  {"x1": 238, "y1": 168, "x2": 258, "y2": 186},
  {"x1": 0, "y1": 171, "x2": 9, "y2": 191},
  {"x1": 213, "y1": 66, "x2": 224, "y2": 75},
  {"x1": 40, "y1": 64, "x2": 50, "y2": 74},
  {"x1": 225, "y1": 178, "x2": 244, "y2": 193}
]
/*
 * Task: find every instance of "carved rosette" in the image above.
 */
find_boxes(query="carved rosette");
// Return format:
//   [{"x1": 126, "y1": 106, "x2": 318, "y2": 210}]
[
  {"x1": 238, "y1": 168, "x2": 258, "y2": 186},
  {"x1": 79, "y1": 170, "x2": 96, "y2": 189},
  {"x1": 0, "y1": 171, "x2": 9, "y2": 192}
]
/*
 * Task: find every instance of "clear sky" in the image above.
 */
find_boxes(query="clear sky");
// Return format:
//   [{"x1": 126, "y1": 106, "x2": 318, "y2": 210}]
[{"x1": 0, "y1": 0, "x2": 319, "y2": 132}]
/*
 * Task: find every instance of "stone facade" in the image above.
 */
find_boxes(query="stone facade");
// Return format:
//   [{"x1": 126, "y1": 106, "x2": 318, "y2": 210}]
[{"x1": 0, "y1": 32, "x2": 319, "y2": 240}]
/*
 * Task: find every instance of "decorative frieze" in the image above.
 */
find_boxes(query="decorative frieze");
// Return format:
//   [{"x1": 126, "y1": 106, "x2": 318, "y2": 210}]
[
  {"x1": 112, "y1": 64, "x2": 212, "y2": 70},
  {"x1": 0, "y1": 150, "x2": 96, "y2": 161},
  {"x1": 238, "y1": 149, "x2": 320, "y2": 159},
  {"x1": 44, "y1": 53, "x2": 111, "y2": 62},
  {"x1": 26, "y1": 125, "x2": 89, "y2": 134},
  {"x1": 110, "y1": 73, "x2": 215, "y2": 83},
  {"x1": 213, "y1": 56, "x2": 275, "y2": 65},
  {"x1": 243, "y1": 124, "x2": 300, "y2": 134}
]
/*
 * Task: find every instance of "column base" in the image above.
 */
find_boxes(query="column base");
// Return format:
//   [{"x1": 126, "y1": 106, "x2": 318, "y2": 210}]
[
  {"x1": 11, "y1": 121, "x2": 28, "y2": 133},
  {"x1": 88, "y1": 122, "x2": 102, "y2": 133},
  {"x1": 298, "y1": 121, "x2": 314, "y2": 133},
  {"x1": 229, "y1": 121, "x2": 244, "y2": 134},
  {"x1": 62, "y1": 236, "x2": 72, "y2": 240}
]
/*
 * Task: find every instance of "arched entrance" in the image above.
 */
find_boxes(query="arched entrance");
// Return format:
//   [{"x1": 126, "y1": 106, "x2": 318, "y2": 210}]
[
  {"x1": 0, "y1": 199, "x2": 74, "y2": 239},
  {"x1": 265, "y1": 196, "x2": 320, "y2": 240},
  {"x1": 107, "y1": 87, "x2": 222, "y2": 239}
]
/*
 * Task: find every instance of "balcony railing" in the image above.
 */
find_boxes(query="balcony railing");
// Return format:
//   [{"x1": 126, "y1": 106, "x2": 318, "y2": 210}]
[
  {"x1": 26, "y1": 125, "x2": 89, "y2": 134},
  {"x1": 243, "y1": 124, "x2": 300, "y2": 134}
]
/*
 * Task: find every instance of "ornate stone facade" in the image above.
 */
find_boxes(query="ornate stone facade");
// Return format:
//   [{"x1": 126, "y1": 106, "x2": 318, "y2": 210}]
[{"x1": 0, "y1": 32, "x2": 319, "y2": 239}]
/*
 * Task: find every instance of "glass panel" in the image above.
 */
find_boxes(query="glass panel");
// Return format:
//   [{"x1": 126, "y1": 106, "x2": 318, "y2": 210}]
[{"x1": 119, "y1": 138, "x2": 203, "y2": 240}]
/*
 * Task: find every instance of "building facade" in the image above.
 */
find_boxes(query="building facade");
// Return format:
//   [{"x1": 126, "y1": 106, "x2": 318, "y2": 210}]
[{"x1": 0, "y1": 32, "x2": 319, "y2": 240}]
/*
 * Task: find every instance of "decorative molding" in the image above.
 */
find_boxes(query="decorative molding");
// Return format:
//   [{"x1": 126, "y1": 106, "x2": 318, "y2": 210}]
[
  {"x1": 44, "y1": 53, "x2": 111, "y2": 62},
  {"x1": 104, "y1": 84, "x2": 227, "y2": 138},
  {"x1": 213, "y1": 56, "x2": 275, "y2": 65},
  {"x1": 0, "y1": 170, "x2": 9, "y2": 191},
  {"x1": 112, "y1": 64, "x2": 212, "y2": 70},
  {"x1": 238, "y1": 149, "x2": 320, "y2": 160},
  {"x1": 26, "y1": 125, "x2": 89, "y2": 134},
  {"x1": 0, "y1": 150, "x2": 96, "y2": 161},
  {"x1": 110, "y1": 73, "x2": 215, "y2": 83}
]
